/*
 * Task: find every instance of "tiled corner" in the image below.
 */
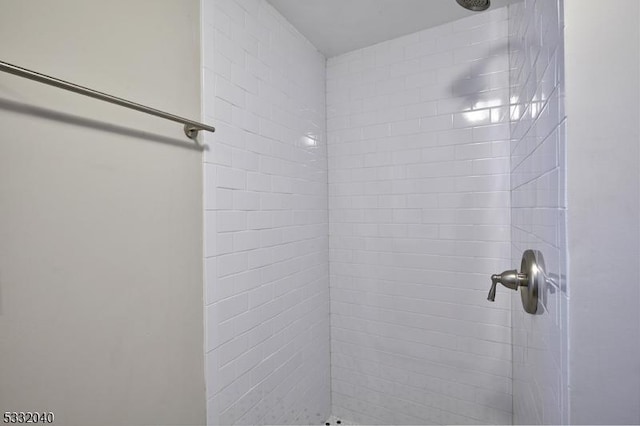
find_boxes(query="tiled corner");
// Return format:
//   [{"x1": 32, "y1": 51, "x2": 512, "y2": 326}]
[{"x1": 508, "y1": 0, "x2": 567, "y2": 424}]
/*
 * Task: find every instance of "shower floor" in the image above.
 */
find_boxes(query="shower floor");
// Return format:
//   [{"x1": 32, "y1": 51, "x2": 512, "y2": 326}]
[{"x1": 324, "y1": 415, "x2": 357, "y2": 425}]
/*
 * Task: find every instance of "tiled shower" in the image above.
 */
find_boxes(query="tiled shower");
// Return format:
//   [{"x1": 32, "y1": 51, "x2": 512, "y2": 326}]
[
  {"x1": 202, "y1": 0, "x2": 564, "y2": 424},
  {"x1": 327, "y1": 10, "x2": 512, "y2": 425}
]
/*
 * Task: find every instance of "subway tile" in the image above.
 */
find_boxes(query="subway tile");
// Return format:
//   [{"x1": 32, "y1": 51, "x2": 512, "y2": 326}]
[
  {"x1": 217, "y1": 165, "x2": 246, "y2": 190},
  {"x1": 217, "y1": 211, "x2": 247, "y2": 233},
  {"x1": 508, "y1": 0, "x2": 566, "y2": 423},
  {"x1": 327, "y1": 7, "x2": 514, "y2": 425},
  {"x1": 390, "y1": 119, "x2": 421, "y2": 136},
  {"x1": 203, "y1": 0, "x2": 330, "y2": 423}
]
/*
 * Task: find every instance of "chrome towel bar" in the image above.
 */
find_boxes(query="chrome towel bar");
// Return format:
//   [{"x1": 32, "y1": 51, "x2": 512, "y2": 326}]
[{"x1": 0, "y1": 60, "x2": 215, "y2": 140}]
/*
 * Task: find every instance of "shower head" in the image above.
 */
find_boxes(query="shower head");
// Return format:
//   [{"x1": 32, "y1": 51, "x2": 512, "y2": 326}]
[{"x1": 456, "y1": 0, "x2": 491, "y2": 12}]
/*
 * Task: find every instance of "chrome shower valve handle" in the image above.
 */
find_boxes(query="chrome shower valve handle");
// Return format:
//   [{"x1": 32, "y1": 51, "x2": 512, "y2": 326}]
[
  {"x1": 488, "y1": 250, "x2": 544, "y2": 314},
  {"x1": 487, "y1": 270, "x2": 528, "y2": 301}
]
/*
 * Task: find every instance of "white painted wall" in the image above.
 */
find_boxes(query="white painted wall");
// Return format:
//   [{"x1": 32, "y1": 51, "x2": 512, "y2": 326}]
[
  {"x1": 508, "y1": 0, "x2": 567, "y2": 423},
  {"x1": 327, "y1": 8, "x2": 513, "y2": 424},
  {"x1": 0, "y1": 1, "x2": 205, "y2": 425},
  {"x1": 201, "y1": 0, "x2": 330, "y2": 424},
  {"x1": 565, "y1": 0, "x2": 640, "y2": 423}
]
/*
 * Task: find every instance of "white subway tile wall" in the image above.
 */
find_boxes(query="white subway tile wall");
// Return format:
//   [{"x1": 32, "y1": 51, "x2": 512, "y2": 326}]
[
  {"x1": 509, "y1": 0, "x2": 567, "y2": 424},
  {"x1": 201, "y1": 0, "x2": 330, "y2": 424},
  {"x1": 327, "y1": 8, "x2": 513, "y2": 425}
]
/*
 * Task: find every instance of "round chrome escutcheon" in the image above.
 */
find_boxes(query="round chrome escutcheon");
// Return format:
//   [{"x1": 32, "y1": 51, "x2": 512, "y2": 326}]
[{"x1": 520, "y1": 249, "x2": 544, "y2": 314}]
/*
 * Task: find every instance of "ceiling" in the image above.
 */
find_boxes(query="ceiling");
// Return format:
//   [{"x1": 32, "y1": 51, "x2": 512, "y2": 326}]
[{"x1": 267, "y1": 0, "x2": 509, "y2": 57}]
